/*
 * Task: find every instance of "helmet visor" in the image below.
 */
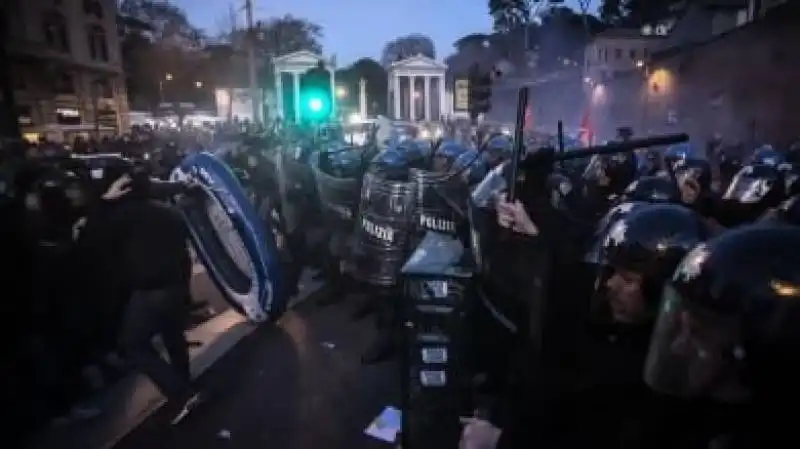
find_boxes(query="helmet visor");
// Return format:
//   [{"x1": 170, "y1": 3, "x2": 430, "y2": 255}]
[{"x1": 644, "y1": 282, "x2": 749, "y2": 402}]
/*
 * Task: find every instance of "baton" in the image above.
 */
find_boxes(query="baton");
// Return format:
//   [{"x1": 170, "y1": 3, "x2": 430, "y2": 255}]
[
  {"x1": 507, "y1": 87, "x2": 530, "y2": 203},
  {"x1": 554, "y1": 133, "x2": 688, "y2": 162}
]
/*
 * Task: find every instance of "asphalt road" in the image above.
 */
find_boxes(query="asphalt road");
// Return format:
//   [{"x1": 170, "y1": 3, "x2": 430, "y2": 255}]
[{"x1": 113, "y1": 294, "x2": 401, "y2": 449}]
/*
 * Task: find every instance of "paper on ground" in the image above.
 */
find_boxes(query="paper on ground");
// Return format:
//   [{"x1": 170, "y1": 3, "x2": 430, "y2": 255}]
[{"x1": 364, "y1": 406, "x2": 402, "y2": 443}]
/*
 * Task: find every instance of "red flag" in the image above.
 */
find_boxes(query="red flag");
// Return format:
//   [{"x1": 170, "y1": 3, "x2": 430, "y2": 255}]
[
  {"x1": 578, "y1": 109, "x2": 593, "y2": 146},
  {"x1": 524, "y1": 106, "x2": 533, "y2": 130}
]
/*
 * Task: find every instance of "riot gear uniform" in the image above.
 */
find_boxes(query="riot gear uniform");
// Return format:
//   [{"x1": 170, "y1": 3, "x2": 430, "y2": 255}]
[
  {"x1": 310, "y1": 145, "x2": 365, "y2": 305},
  {"x1": 352, "y1": 146, "x2": 416, "y2": 363}
]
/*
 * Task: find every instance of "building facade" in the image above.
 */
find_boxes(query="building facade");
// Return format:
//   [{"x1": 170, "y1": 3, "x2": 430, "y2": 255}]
[
  {"x1": 588, "y1": 0, "x2": 800, "y2": 146},
  {"x1": 583, "y1": 29, "x2": 665, "y2": 86},
  {"x1": 4, "y1": 0, "x2": 129, "y2": 140}
]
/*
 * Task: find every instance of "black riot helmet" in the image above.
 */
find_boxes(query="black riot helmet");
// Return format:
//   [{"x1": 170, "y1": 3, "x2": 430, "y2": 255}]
[
  {"x1": 720, "y1": 163, "x2": 785, "y2": 226},
  {"x1": 621, "y1": 175, "x2": 681, "y2": 203},
  {"x1": 644, "y1": 225, "x2": 800, "y2": 404},
  {"x1": 598, "y1": 203, "x2": 709, "y2": 322},
  {"x1": 582, "y1": 152, "x2": 638, "y2": 194},
  {"x1": 584, "y1": 201, "x2": 647, "y2": 265}
]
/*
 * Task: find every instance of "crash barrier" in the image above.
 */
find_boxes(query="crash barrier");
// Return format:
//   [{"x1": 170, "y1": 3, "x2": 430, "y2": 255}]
[
  {"x1": 171, "y1": 152, "x2": 284, "y2": 323},
  {"x1": 401, "y1": 232, "x2": 476, "y2": 449},
  {"x1": 350, "y1": 170, "x2": 415, "y2": 287}
]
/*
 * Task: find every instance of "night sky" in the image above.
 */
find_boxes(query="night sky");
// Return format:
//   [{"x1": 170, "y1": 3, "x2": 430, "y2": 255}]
[{"x1": 172, "y1": 0, "x2": 591, "y2": 65}]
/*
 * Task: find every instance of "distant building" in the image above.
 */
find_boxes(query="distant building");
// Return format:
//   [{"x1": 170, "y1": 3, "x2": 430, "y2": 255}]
[
  {"x1": 583, "y1": 29, "x2": 665, "y2": 85},
  {"x1": 4, "y1": 0, "x2": 129, "y2": 140}
]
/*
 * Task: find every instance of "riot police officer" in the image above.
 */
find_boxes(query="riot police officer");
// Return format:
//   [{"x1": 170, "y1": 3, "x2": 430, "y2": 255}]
[
  {"x1": 468, "y1": 203, "x2": 710, "y2": 449},
  {"x1": 644, "y1": 224, "x2": 800, "y2": 447}
]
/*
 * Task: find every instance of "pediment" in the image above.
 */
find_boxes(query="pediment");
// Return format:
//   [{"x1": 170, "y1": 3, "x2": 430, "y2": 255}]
[
  {"x1": 273, "y1": 50, "x2": 324, "y2": 66},
  {"x1": 390, "y1": 54, "x2": 447, "y2": 72}
]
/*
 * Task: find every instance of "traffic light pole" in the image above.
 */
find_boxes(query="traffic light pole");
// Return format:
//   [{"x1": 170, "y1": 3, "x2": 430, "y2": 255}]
[{"x1": 245, "y1": 0, "x2": 260, "y2": 125}]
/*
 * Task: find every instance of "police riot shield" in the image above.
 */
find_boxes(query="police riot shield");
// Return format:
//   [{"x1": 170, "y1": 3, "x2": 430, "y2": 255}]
[
  {"x1": 309, "y1": 152, "x2": 360, "y2": 227},
  {"x1": 274, "y1": 144, "x2": 318, "y2": 234},
  {"x1": 409, "y1": 168, "x2": 469, "y2": 240},
  {"x1": 310, "y1": 151, "x2": 362, "y2": 261},
  {"x1": 350, "y1": 170, "x2": 414, "y2": 287},
  {"x1": 171, "y1": 152, "x2": 284, "y2": 323}
]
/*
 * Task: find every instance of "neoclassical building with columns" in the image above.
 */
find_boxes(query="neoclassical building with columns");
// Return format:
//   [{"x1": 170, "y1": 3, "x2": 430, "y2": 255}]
[
  {"x1": 272, "y1": 50, "x2": 336, "y2": 123},
  {"x1": 387, "y1": 54, "x2": 447, "y2": 122}
]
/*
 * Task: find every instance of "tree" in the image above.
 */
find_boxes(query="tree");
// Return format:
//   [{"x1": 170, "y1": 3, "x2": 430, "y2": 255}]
[
  {"x1": 119, "y1": 0, "x2": 207, "y2": 110},
  {"x1": 380, "y1": 34, "x2": 436, "y2": 67},
  {"x1": 119, "y1": 0, "x2": 204, "y2": 47},
  {"x1": 252, "y1": 15, "x2": 324, "y2": 57},
  {"x1": 535, "y1": 6, "x2": 605, "y2": 69},
  {"x1": 336, "y1": 58, "x2": 388, "y2": 116},
  {"x1": 221, "y1": 15, "x2": 324, "y2": 89},
  {"x1": 599, "y1": 0, "x2": 681, "y2": 26},
  {"x1": 489, "y1": 0, "x2": 530, "y2": 33}
]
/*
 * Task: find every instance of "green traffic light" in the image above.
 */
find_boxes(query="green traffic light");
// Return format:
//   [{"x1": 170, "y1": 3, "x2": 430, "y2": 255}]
[
  {"x1": 300, "y1": 89, "x2": 330, "y2": 120},
  {"x1": 308, "y1": 97, "x2": 323, "y2": 112}
]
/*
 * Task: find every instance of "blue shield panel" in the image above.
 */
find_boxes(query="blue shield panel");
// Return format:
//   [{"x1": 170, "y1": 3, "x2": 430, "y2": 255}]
[{"x1": 171, "y1": 152, "x2": 283, "y2": 322}]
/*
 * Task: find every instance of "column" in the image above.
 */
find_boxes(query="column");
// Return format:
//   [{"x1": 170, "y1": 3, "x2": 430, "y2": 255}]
[
  {"x1": 408, "y1": 75, "x2": 416, "y2": 122},
  {"x1": 423, "y1": 76, "x2": 431, "y2": 122},
  {"x1": 359, "y1": 78, "x2": 367, "y2": 118},
  {"x1": 329, "y1": 63, "x2": 336, "y2": 119},
  {"x1": 438, "y1": 75, "x2": 446, "y2": 121},
  {"x1": 393, "y1": 74, "x2": 401, "y2": 120},
  {"x1": 292, "y1": 72, "x2": 301, "y2": 123},
  {"x1": 275, "y1": 70, "x2": 283, "y2": 120}
]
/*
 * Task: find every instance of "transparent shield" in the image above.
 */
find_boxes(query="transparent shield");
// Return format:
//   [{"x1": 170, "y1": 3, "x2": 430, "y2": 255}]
[{"x1": 644, "y1": 283, "x2": 749, "y2": 402}]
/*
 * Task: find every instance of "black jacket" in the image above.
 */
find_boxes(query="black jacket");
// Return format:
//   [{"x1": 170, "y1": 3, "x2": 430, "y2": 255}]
[{"x1": 76, "y1": 184, "x2": 191, "y2": 292}]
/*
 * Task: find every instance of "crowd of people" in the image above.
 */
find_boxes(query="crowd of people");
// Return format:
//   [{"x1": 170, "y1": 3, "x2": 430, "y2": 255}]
[
  {"x1": 3, "y1": 114, "x2": 800, "y2": 449},
  {"x1": 0, "y1": 127, "x2": 229, "y2": 446},
  {"x1": 453, "y1": 132, "x2": 800, "y2": 449}
]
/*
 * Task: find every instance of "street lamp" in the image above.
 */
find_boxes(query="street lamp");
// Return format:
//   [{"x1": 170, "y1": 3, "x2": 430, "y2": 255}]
[
  {"x1": 165, "y1": 73, "x2": 173, "y2": 81},
  {"x1": 336, "y1": 86, "x2": 347, "y2": 98},
  {"x1": 195, "y1": 81, "x2": 203, "y2": 88}
]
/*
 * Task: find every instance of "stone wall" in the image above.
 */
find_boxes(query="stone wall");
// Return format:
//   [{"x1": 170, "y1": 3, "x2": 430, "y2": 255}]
[{"x1": 598, "y1": 4, "x2": 800, "y2": 146}]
